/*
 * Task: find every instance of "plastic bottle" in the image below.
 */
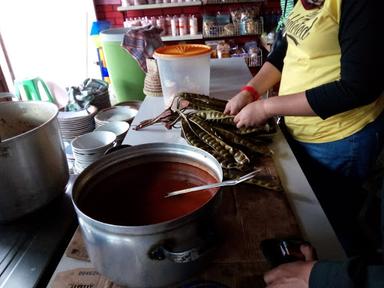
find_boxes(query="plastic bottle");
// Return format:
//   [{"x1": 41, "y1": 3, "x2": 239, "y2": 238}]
[
  {"x1": 165, "y1": 15, "x2": 172, "y2": 36},
  {"x1": 178, "y1": 15, "x2": 187, "y2": 36},
  {"x1": 123, "y1": 18, "x2": 131, "y2": 28},
  {"x1": 156, "y1": 16, "x2": 166, "y2": 35},
  {"x1": 150, "y1": 16, "x2": 157, "y2": 27},
  {"x1": 185, "y1": 14, "x2": 190, "y2": 34},
  {"x1": 189, "y1": 15, "x2": 198, "y2": 35},
  {"x1": 171, "y1": 15, "x2": 179, "y2": 36}
]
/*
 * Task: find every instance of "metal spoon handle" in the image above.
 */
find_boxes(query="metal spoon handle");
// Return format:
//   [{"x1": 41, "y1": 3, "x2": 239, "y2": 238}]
[{"x1": 165, "y1": 170, "x2": 260, "y2": 198}]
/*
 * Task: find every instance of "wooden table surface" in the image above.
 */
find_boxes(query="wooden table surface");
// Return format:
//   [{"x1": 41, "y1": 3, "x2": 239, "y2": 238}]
[{"x1": 196, "y1": 184, "x2": 301, "y2": 287}]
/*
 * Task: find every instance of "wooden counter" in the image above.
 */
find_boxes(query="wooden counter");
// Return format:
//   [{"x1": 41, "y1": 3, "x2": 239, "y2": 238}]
[{"x1": 123, "y1": 58, "x2": 345, "y2": 261}]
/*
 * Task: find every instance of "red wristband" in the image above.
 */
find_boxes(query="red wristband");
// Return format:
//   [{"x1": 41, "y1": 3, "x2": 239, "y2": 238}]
[{"x1": 241, "y1": 85, "x2": 260, "y2": 101}]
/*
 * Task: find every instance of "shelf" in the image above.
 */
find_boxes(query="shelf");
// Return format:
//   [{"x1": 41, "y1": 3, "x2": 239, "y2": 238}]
[
  {"x1": 160, "y1": 33, "x2": 260, "y2": 41},
  {"x1": 118, "y1": 1, "x2": 202, "y2": 11},
  {"x1": 203, "y1": 32, "x2": 260, "y2": 39},
  {"x1": 117, "y1": 0, "x2": 265, "y2": 65},
  {"x1": 118, "y1": 0, "x2": 262, "y2": 11},
  {"x1": 203, "y1": 0, "x2": 263, "y2": 4},
  {"x1": 203, "y1": 21, "x2": 263, "y2": 38},
  {"x1": 161, "y1": 33, "x2": 203, "y2": 41}
]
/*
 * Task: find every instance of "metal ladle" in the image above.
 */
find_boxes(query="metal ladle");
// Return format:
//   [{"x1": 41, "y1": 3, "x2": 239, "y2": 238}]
[{"x1": 165, "y1": 169, "x2": 260, "y2": 198}]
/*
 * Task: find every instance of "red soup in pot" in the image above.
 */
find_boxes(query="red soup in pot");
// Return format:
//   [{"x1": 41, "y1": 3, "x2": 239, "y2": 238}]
[{"x1": 78, "y1": 161, "x2": 219, "y2": 226}]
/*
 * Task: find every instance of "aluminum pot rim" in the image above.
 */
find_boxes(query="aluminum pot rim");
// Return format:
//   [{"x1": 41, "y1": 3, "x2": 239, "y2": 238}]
[
  {"x1": 71, "y1": 142, "x2": 223, "y2": 235},
  {"x1": 0, "y1": 100, "x2": 59, "y2": 144}
]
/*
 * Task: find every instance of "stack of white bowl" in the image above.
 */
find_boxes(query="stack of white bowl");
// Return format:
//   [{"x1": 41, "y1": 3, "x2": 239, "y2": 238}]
[
  {"x1": 94, "y1": 121, "x2": 130, "y2": 145},
  {"x1": 71, "y1": 131, "x2": 116, "y2": 173},
  {"x1": 58, "y1": 106, "x2": 98, "y2": 142},
  {"x1": 94, "y1": 106, "x2": 138, "y2": 128}
]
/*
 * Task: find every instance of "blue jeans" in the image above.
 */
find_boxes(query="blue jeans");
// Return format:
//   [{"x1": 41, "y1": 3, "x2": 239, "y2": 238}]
[
  {"x1": 296, "y1": 111, "x2": 384, "y2": 183},
  {"x1": 284, "y1": 111, "x2": 384, "y2": 256}
]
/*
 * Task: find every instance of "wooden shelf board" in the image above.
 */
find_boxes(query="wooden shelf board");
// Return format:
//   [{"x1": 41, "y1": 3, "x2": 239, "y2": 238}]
[
  {"x1": 118, "y1": 1, "x2": 202, "y2": 11},
  {"x1": 161, "y1": 34, "x2": 203, "y2": 41}
]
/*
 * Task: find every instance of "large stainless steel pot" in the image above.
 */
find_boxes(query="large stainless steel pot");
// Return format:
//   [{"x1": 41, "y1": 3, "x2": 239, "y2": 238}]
[
  {"x1": 71, "y1": 143, "x2": 223, "y2": 287},
  {"x1": 0, "y1": 101, "x2": 69, "y2": 222}
]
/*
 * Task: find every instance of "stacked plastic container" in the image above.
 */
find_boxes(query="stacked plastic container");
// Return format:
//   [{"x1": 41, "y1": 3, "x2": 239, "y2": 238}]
[{"x1": 154, "y1": 44, "x2": 212, "y2": 107}]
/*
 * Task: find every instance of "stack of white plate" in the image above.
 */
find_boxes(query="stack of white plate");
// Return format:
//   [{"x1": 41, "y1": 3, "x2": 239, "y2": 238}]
[
  {"x1": 71, "y1": 131, "x2": 116, "y2": 173},
  {"x1": 94, "y1": 106, "x2": 138, "y2": 128},
  {"x1": 94, "y1": 121, "x2": 130, "y2": 145},
  {"x1": 58, "y1": 106, "x2": 98, "y2": 142}
]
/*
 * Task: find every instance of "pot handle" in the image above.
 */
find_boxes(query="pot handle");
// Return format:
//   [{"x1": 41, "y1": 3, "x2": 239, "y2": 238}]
[{"x1": 149, "y1": 234, "x2": 216, "y2": 263}]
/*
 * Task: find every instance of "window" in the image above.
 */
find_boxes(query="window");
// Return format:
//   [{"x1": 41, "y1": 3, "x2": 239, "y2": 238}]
[{"x1": 0, "y1": 0, "x2": 99, "y2": 98}]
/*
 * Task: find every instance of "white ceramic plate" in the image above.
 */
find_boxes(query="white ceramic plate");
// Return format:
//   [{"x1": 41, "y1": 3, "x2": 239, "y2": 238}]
[{"x1": 95, "y1": 106, "x2": 138, "y2": 123}]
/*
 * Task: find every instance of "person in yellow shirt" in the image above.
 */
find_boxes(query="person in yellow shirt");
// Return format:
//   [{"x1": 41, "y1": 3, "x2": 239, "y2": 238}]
[{"x1": 225, "y1": 0, "x2": 384, "y2": 258}]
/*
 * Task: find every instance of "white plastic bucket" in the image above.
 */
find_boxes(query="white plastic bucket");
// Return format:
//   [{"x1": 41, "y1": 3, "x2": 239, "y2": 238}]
[{"x1": 154, "y1": 44, "x2": 212, "y2": 107}]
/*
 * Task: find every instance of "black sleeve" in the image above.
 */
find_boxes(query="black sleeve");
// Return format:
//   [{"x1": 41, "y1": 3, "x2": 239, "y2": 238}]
[
  {"x1": 266, "y1": 29, "x2": 288, "y2": 72},
  {"x1": 309, "y1": 255, "x2": 384, "y2": 288},
  {"x1": 306, "y1": 0, "x2": 384, "y2": 120},
  {"x1": 309, "y1": 260, "x2": 359, "y2": 288},
  {"x1": 309, "y1": 177, "x2": 384, "y2": 288}
]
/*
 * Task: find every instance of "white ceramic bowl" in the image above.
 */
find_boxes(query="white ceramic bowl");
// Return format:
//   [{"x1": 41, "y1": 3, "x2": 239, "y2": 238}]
[
  {"x1": 95, "y1": 121, "x2": 129, "y2": 138},
  {"x1": 71, "y1": 131, "x2": 116, "y2": 153},
  {"x1": 95, "y1": 106, "x2": 138, "y2": 124}
]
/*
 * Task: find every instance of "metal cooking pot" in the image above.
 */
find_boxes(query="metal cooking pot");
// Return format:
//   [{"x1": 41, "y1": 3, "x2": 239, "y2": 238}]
[
  {"x1": 71, "y1": 143, "x2": 223, "y2": 287},
  {"x1": 0, "y1": 101, "x2": 69, "y2": 222}
]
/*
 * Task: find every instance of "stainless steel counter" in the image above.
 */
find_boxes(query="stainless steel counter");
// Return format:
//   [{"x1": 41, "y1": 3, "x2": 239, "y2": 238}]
[{"x1": 0, "y1": 176, "x2": 77, "y2": 288}]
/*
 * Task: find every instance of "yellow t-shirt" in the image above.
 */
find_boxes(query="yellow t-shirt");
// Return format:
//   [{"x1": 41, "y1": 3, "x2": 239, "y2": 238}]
[{"x1": 279, "y1": 0, "x2": 384, "y2": 143}]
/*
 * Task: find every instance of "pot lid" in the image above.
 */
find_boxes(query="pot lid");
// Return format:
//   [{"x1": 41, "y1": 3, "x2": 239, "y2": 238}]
[{"x1": 154, "y1": 44, "x2": 212, "y2": 58}]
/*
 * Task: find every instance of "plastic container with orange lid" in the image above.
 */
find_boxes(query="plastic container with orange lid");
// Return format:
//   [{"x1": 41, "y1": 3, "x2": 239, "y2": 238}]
[{"x1": 153, "y1": 44, "x2": 212, "y2": 107}]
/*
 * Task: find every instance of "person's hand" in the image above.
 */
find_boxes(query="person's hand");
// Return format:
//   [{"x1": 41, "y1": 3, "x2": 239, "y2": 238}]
[
  {"x1": 233, "y1": 99, "x2": 269, "y2": 128},
  {"x1": 263, "y1": 245, "x2": 317, "y2": 288},
  {"x1": 224, "y1": 90, "x2": 253, "y2": 115}
]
